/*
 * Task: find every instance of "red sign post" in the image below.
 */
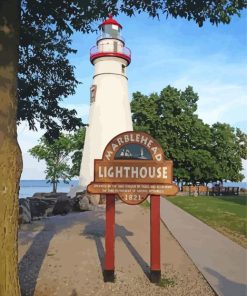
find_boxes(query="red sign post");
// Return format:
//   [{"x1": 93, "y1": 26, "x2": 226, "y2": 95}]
[
  {"x1": 87, "y1": 131, "x2": 178, "y2": 282},
  {"x1": 104, "y1": 194, "x2": 115, "y2": 281}
]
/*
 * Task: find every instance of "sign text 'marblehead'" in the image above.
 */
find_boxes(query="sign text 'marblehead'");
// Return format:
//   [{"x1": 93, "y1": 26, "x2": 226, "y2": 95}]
[{"x1": 103, "y1": 132, "x2": 164, "y2": 162}]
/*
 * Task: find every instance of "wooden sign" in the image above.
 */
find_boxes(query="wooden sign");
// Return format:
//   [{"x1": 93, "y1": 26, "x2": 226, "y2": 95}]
[{"x1": 87, "y1": 131, "x2": 178, "y2": 205}]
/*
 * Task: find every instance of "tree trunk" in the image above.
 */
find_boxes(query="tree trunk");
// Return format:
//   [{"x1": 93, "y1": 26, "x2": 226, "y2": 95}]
[
  {"x1": 52, "y1": 182, "x2": 57, "y2": 193},
  {"x1": 0, "y1": 1, "x2": 21, "y2": 295}
]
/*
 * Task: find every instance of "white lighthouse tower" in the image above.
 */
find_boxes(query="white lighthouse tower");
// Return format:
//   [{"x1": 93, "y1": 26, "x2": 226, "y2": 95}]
[{"x1": 79, "y1": 15, "x2": 133, "y2": 187}]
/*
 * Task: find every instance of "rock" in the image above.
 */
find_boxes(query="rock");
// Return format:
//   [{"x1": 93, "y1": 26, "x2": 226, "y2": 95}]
[
  {"x1": 78, "y1": 196, "x2": 90, "y2": 211},
  {"x1": 99, "y1": 194, "x2": 106, "y2": 204},
  {"x1": 88, "y1": 194, "x2": 100, "y2": 205},
  {"x1": 30, "y1": 192, "x2": 69, "y2": 217},
  {"x1": 28, "y1": 198, "x2": 49, "y2": 219},
  {"x1": 72, "y1": 195, "x2": 91, "y2": 212},
  {"x1": 32, "y1": 192, "x2": 67, "y2": 199},
  {"x1": 19, "y1": 198, "x2": 31, "y2": 224},
  {"x1": 52, "y1": 196, "x2": 72, "y2": 215},
  {"x1": 67, "y1": 185, "x2": 86, "y2": 199}
]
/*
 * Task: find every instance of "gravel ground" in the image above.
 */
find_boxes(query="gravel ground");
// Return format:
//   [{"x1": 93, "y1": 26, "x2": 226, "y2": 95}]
[{"x1": 18, "y1": 202, "x2": 215, "y2": 296}]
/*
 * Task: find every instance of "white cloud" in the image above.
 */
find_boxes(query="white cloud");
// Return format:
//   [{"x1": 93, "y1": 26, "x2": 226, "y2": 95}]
[
  {"x1": 63, "y1": 103, "x2": 90, "y2": 123},
  {"x1": 17, "y1": 103, "x2": 90, "y2": 180},
  {"x1": 129, "y1": 38, "x2": 247, "y2": 131},
  {"x1": 242, "y1": 160, "x2": 247, "y2": 182},
  {"x1": 17, "y1": 122, "x2": 46, "y2": 180}
]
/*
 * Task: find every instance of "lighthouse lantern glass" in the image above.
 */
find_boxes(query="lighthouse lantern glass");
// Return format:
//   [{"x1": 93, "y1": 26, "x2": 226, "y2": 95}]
[{"x1": 102, "y1": 24, "x2": 120, "y2": 39}]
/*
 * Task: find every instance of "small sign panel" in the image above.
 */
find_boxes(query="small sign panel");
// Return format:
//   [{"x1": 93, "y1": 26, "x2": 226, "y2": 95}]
[
  {"x1": 87, "y1": 131, "x2": 178, "y2": 205},
  {"x1": 90, "y1": 85, "x2": 97, "y2": 103}
]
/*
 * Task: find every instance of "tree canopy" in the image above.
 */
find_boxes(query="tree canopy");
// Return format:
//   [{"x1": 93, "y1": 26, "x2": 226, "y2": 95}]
[
  {"x1": 18, "y1": 0, "x2": 247, "y2": 139},
  {"x1": 1, "y1": 1, "x2": 246, "y2": 295},
  {"x1": 29, "y1": 128, "x2": 85, "y2": 192},
  {"x1": 131, "y1": 85, "x2": 247, "y2": 184}
]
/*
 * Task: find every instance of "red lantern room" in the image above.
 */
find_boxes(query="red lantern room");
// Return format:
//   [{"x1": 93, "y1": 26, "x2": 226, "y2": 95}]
[{"x1": 90, "y1": 15, "x2": 131, "y2": 65}]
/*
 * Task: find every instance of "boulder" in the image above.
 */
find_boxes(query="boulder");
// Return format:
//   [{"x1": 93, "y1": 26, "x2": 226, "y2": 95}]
[
  {"x1": 88, "y1": 194, "x2": 100, "y2": 205},
  {"x1": 67, "y1": 185, "x2": 86, "y2": 199},
  {"x1": 19, "y1": 198, "x2": 31, "y2": 224},
  {"x1": 72, "y1": 195, "x2": 91, "y2": 211},
  {"x1": 28, "y1": 198, "x2": 49, "y2": 219},
  {"x1": 52, "y1": 196, "x2": 72, "y2": 215},
  {"x1": 32, "y1": 192, "x2": 67, "y2": 199},
  {"x1": 30, "y1": 192, "x2": 69, "y2": 217},
  {"x1": 99, "y1": 194, "x2": 106, "y2": 204},
  {"x1": 78, "y1": 196, "x2": 90, "y2": 211}
]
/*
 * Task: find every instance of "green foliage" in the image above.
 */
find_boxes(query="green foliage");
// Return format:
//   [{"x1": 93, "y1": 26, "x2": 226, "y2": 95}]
[
  {"x1": 18, "y1": 1, "x2": 246, "y2": 139},
  {"x1": 140, "y1": 199, "x2": 150, "y2": 209},
  {"x1": 168, "y1": 196, "x2": 247, "y2": 248},
  {"x1": 18, "y1": 1, "x2": 84, "y2": 139},
  {"x1": 70, "y1": 128, "x2": 86, "y2": 177},
  {"x1": 210, "y1": 123, "x2": 247, "y2": 182},
  {"x1": 156, "y1": 275, "x2": 176, "y2": 288},
  {"x1": 29, "y1": 128, "x2": 85, "y2": 192},
  {"x1": 131, "y1": 86, "x2": 247, "y2": 184}
]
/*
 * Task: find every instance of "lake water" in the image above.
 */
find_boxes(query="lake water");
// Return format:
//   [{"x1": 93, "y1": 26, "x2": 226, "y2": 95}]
[
  {"x1": 19, "y1": 179, "x2": 247, "y2": 198},
  {"x1": 19, "y1": 180, "x2": 79, "y2": 198}
]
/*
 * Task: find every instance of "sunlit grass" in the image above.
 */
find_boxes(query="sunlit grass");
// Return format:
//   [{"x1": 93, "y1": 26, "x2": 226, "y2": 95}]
[
  {"x1": 139, "y1": 199, "x2": 150, "y2": 209},
  {"x1": 167, "y1": 195, "x2": 247, "y2": 248}
]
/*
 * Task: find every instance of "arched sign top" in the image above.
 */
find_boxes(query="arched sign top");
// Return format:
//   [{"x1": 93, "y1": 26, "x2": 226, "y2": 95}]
[
  {"x1": 87, "y1": 131, "x2": 178, "y2": 205},
  {"x1": 102, "y1": 131, "x2": 165, "y2": 162}
]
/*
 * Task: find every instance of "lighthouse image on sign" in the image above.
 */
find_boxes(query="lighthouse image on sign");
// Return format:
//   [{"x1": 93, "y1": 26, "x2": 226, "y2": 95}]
[{"x1": 79, "y1": 15, "x2": 133, "y2": 187}]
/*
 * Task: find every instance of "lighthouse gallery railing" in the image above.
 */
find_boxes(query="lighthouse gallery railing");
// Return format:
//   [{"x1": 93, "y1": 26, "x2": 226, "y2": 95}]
[{"x1": 90, "y1": 44, "x2": 131, "y2": 64}]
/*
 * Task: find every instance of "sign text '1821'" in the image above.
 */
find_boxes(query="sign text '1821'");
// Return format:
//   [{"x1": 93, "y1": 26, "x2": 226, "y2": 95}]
[{"x1": 124, "y1": 194, "x2": 143, "y2": 202}]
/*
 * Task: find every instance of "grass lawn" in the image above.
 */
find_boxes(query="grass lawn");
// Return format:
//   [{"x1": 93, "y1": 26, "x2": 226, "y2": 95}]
[{"x1": 167, "y1": 195, "x2": 247, "y2": 248}]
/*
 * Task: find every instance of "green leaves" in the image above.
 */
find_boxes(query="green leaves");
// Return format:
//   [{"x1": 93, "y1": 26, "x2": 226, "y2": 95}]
[
  {"x1": 131, "y1": 85, "x2": 247, "y2": 184},
  {"x1": 18, "y1": 1, "x2": 246, "y2": 139},
  {"x1": 210, "y1": 123, "x2": 246, "y2": 182},
  {"x1": 29, "y1": 128, "x2": 86, "y2": 191},
  {"x1": 18, "y1": 1, "x2": 84, "y2": 139}
]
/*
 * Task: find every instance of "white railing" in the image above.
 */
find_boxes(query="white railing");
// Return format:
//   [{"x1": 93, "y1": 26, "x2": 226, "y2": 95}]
[
  {"x1": 90, "y1": 45, "x2": 131, "y2": 57},
  {"x1": 97, "y1": 33, "x2": 125, "y2": 43}
]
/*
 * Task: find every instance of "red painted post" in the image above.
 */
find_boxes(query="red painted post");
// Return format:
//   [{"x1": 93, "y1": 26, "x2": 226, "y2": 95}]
[
  {"x1": 104, "y1": 194, "x2": 115, "y2": 282},
  {"x1": 150, "y1": 195, "x2": 161, "y2": 283}
]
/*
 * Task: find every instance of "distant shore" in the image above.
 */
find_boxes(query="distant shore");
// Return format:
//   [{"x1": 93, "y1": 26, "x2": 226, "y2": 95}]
[
  {"x1": 19, "y1": 179, "x2": 247, "y2": 198},
  {"x1": 19, "y1": 179, "x2": 79, "y2": 198}
]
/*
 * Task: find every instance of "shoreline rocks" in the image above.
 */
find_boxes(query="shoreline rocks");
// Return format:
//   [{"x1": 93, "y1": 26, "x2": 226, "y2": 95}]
[
  {"x1": 18, "y1": 191, "x2": 101, "y2": 224},
  {"x1": 52, "y1": 196, "x2": 73, "y2": 215},
  {"x1": 19, "y1": 198, "x2": 31, "y2": 224}
]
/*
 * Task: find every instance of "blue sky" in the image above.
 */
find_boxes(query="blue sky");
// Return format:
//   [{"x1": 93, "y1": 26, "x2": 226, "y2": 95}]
[{"x1": 18, "y1": 11, "x2": 247, "y2": 180}]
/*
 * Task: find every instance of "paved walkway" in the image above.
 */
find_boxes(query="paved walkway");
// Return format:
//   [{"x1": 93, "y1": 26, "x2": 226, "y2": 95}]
[
  {"x1": 160, "y1": 198, "x2": 247, "y2": 296},
  {"x1": 18, "y1": 203, "x2": 214, "y2": 296}
]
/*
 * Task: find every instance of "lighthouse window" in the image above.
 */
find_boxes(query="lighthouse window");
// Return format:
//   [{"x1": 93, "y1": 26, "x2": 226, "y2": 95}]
[
  {"x1": 104, "y1": 24, "x2": 119, "y2": 38},
  {"x1": 122, "y1": 64, "x2": 125, "y2": 74},
  {"x1": 90, "y1": 85, "x2": 97, "y2": 104}
]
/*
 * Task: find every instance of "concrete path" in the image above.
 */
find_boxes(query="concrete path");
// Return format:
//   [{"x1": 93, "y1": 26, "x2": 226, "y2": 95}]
[
  {"x1": 160, "y1": 198, "x2": 247, "y2": 296},
  {"x1": 18, "y1": 203, "x2": 214, "y2": 296}
]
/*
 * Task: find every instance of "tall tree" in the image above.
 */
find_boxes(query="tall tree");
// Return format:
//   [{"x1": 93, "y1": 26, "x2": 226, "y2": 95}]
[
  {"x1": 1, "y1": 1, "x2": 246, "y2": 295},
  {"x1": 29, "y1": 135, "x2": 73, "y2": 193},
  {"x1": 0, "y1": 1, "x2": 21, "y2": 295},
  {"x1": 29, "y1": 128, "x2": 86, "y2": 192},
  {"x1": 210, "y1": 123, "x2": 247, "y2": 182},
  {"x1": 131, "y1": 86, "x2": 247, "y2": 184}
]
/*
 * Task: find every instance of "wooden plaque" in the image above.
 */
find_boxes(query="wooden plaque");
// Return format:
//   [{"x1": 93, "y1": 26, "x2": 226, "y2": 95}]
[{"x1": 87, "y1": 131, "x2": 178, "y2": 205}]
